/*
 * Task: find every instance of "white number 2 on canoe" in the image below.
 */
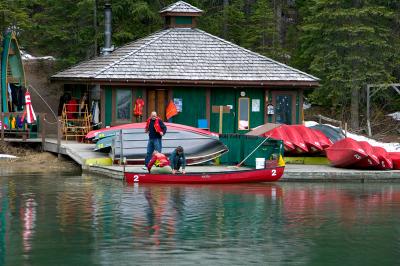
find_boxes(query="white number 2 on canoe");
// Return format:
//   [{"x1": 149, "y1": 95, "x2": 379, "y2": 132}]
[
  {"x1": 272, "y1": 169, "x2": 276, "y2": 176},
  {"x1": 134, "y1": 175, "x2": 139, "y2": 182}
]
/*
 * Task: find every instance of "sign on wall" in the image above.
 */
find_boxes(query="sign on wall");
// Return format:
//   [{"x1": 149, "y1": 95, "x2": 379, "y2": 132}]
[
  {"x1": 252, "y1": 99, "x2": 260, "y2": 112},
  {"x1": 174, "y1": 98, "x2": 182, "y2": 112}
]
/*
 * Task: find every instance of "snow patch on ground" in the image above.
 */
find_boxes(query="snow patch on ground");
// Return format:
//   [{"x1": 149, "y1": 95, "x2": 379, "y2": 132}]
[
  {"x1": 305, "y1": 120, "x2": 400, "y2": 152},
  {"x1": 0, "y1": 154, "x2": 18, "y2": 159},
  {"x1": 21, "y1": 50, "x2": 55, "y2": 61},
  {"x1": 387, "y1": 112, "x2": 400, "y2": 121}
]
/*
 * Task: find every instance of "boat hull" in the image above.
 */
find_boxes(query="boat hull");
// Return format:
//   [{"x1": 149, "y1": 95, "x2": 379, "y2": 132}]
[
  {"x1": 389, "y1": 152, "x2": 400, "y2": 170},
  {"x1": 112, "y1": 128, "x2": 228, "y2": 165},
  {"x1": 263, "y1": 126, "x2": 295, "y2": 152},
  {"x1": 352, "y1": 141, "x2": 380, "y2": 169},
  {"x1": 373, "y1": 146, "x2": 393, "y2": 170},
  {"x1": 326, "y1": 138, "x2": 368, "y2": 168},
  {"x1": 310, "y1": 128, "x2": 332, "y2": 149},
  {"x1": 125, "y1": 166, "x2": 284, "y2": 184},
  {"x1": 292, "y1": 125, "x2": 323, "y2": 153},
  {"x1": 1, "y1": 31, "x2": 26, "y2": 113},
  {"x1": 280, "y1": 125, "x2": 308, "y2": 154}
]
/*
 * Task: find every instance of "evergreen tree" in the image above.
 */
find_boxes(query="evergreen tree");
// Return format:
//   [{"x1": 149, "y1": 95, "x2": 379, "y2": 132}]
[
  {"x1": 296, "y1": 0, "x2": 397, "y2": 129},
  {"x1": 242, "y1": 0, "x2": 276, "y2": 56}
]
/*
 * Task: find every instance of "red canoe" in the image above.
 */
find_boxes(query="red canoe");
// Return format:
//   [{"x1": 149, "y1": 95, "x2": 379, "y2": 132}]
[
  {"x1": 310, "y1": 128, "x2": 333, "y2": 149},
  {"x1": 372, "y1": 146, "x2": 393, "y2": 170},
  {"x1": 352, "y1": 141, "x2": 380, "y2": 168},
  {"x1": 388, "y1": 152, "x2": 400, "y2": 170},
  {"x1": 326, "y1": 138, "x2": 368, "y2": 168},
  {"x1": 263, "y1": 126, "x2": 295, "y2": 152},
  {"x1": 280, "y1": 125, "x2": 308, "y2": 154},
  {"x1": 125, "y1": 166, "x2": 284, "y2": 184},
  {"x1": 292, "y1": 125, "x2": 324, "y2": 152}
]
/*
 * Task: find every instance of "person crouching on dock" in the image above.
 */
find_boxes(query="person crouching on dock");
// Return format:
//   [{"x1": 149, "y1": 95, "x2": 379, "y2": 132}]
[
  {"x1": 147, "y1": 151, "x2": 172, "y2": 174},
  {"x1": 170, "y1": 146, "x2": 186, "y2": 174}
]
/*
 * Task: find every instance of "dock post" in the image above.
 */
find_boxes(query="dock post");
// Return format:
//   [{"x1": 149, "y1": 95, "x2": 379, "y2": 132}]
[
  {"x1": 119, "y1": 129, "x2": 123, "y2": 166},
  {"x1": 41, "y1": 114, "x2": 46, "y2": 152},
  {"x1": 57, "y1": 118, "x2": 62, "y2": 159},
  {"x1": 1, "y1": 113, "x2": 4, "y2": 141}
]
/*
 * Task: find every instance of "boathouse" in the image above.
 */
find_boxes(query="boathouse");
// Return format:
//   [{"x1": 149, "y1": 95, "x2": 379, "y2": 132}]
[{"x1": 51, "y1": 1, "x2": 319, "y2": 134}]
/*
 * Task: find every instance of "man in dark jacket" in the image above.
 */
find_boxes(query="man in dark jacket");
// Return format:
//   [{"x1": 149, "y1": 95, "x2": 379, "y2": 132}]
[
  {"x1": 169, "y1": 146, "x2": 186, "y2": 174},
  {"x1": 145, "y1": 111, "x2": 167, "y2": 166}
]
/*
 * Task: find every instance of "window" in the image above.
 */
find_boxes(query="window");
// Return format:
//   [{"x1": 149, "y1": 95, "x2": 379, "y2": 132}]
[
  {"x1": 116, "y1": 89, "x2": 132, "y2": 121},
  {"x1": 175, "y1": 16, "x2": 192, "y2": 25},
  {"x1": 238, "y1": 97, "x2": 250, "y2": 130}
]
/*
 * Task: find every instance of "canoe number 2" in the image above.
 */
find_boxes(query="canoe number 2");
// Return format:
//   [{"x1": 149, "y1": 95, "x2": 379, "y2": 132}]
[
  {"x1": 134, "y1": 175, "x2": 139, "y2": 182},
  {"x1": 272, "y1": 169, "x2": 276, "y2": 176}
]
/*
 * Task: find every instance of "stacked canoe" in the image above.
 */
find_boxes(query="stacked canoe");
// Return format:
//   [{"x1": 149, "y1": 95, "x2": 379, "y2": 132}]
[
  {"x1": 258, "y1": 124, "x2": 338, "y2": 155},
  {"x1": 326, "y1": 138, "x2": 399, "y2": 170},
  {"x1": 253, "y1": 124, "x2": 399, "y2": 170}
]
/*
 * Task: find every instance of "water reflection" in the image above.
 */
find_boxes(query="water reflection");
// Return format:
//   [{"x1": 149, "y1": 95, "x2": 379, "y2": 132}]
[
  {"x1": 1, "y1": 174, "x2": 400, "y2": 265},
  {"x1": 22, "y1": 197, "x2": 36, "y2": 253}
]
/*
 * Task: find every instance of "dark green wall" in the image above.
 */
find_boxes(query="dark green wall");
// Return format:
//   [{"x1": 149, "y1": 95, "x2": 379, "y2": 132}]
[
  {"x1": 210, "y1": 88, "x2": 236, "y2": 133},
  {"x1": 210, "y1": 88, "x2": 264, "y2": 134},
  {"x1": 105, "y1": 87, "x2": 113, "y2": 126},
  {"x1": 172, "y1": 87, "x2": 206, "y2": 127}
]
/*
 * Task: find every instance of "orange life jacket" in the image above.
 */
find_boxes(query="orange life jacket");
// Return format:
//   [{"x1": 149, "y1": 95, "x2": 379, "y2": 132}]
[
  {"x1": 145, "y1": 117, "x2": 163, "y2": 134},
  {"x1": 134, "y1": 98, "x2": 145, "y2": 116}
]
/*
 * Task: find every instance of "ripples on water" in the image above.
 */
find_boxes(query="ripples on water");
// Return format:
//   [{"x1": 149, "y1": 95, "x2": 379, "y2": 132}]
[{"x1": 1, "y1": 173, "x2": 400, "y2": 265}]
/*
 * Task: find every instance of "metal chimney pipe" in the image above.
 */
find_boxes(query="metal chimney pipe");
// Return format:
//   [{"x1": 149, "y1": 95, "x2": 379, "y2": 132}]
[{"x1": 103, "y1": 3, "x2": 112, "y2": 55}]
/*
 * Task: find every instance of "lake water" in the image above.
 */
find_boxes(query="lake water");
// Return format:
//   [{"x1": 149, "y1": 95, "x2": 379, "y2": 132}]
[{"x1": 1, "y1": 172, "x2": 400, "y2": 265}]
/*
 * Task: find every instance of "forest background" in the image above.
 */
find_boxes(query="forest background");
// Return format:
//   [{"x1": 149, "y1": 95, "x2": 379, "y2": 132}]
[{"x1": 1, "y1": 0, "x2": 399, "y2": 135}]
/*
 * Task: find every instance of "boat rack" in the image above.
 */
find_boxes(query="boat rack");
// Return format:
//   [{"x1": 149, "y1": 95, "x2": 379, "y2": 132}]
[{"x1": 61, "y1": 103, "x2": 91, "y2": 141}]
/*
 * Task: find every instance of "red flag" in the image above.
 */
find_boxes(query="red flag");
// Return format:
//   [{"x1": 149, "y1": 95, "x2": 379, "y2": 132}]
[{"x1": 166, "y1": 100, "x2": 178, "y2": 120}]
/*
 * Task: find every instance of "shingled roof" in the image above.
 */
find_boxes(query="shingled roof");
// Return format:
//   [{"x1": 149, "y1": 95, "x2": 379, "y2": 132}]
[
  {"x1": 160, "y1": 1, "x2": 203, "y2": 15},
  {"x1": 52, "y1": 27, "x2": 319, "y2": 86}
]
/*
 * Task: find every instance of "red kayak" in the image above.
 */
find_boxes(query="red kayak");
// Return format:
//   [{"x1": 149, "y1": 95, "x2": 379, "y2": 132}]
[
  {"x1": 310, "y1": 128, "x2": 333, "y2": 149},
  {"x1": 326, "y1": 138, "x2": 368, "y2": 168},
  {"x1": 388, "y1": 152, "x2": 400, "y2": 170},
  {"x1": 292, "y1": 125, "x2": 324, "y2": 153},
  {"x1": 263, "y1": 126, "x2": 295, "y2": 152},
  {"x1": 352, "y1": 141, "x2": 380, "y2": 168},
  {"x1": 280, "y1": 125, "x2": 308, "y2": 154},
  {"x1": 372, "y1": 146, "x2": 393, "y2": 170},
  {"x1": 125, "y1": 166, "x2": 284, "y2": 184}
]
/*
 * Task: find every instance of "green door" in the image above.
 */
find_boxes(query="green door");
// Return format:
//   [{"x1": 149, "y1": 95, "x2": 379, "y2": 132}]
[
  {"x1": 210, "y1": 88, "x2": 236, "y2": 133},
  {"x1": 271, "y1": 91, "x2": 297, "y2": 125}
]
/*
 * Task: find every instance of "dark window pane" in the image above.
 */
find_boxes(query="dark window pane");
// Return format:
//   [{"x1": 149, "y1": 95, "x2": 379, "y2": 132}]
[{"x1": 116, "y1": 89, "x2": 132, "y2": 120}]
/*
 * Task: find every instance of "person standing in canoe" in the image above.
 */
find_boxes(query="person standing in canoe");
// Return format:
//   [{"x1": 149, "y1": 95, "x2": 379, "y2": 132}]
[
  {"x1": 145, "y1": 111, "x2": 167, "y2": 167},
  {"x1": 170, "y1": 146, "x2": 186, "y2": 174}
]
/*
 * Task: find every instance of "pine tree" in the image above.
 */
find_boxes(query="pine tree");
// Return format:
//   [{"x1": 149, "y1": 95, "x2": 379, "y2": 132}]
[{"x1": 296, "y1": 0, "x2": 397, "y2": 129}]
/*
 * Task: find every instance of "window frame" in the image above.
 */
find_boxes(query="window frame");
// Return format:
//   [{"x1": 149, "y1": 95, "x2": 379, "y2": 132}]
[{"x1": 238, "y1": 97, "x2": 250, "y2": 131}]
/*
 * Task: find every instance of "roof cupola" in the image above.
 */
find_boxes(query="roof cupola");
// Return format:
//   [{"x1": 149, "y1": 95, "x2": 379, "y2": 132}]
[{"x1": 159, "y1": 1, "x2": 203, "y2": 29}]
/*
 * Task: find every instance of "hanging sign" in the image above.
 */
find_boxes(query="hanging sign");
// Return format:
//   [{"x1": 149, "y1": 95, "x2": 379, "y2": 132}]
[
  {"x1": 252, "y1": 99, "x2": 260, "y2": 112},
  {"x1": 173, "y1": 98, "x2": 182, "y2": 112}
]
